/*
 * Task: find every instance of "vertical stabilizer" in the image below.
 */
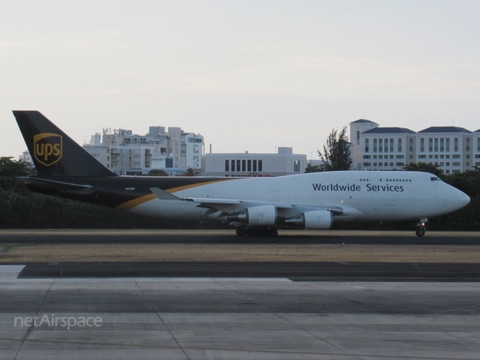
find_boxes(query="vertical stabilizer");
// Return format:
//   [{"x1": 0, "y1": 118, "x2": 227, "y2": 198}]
[{"x1": 13, "y1": 111, "x2": 116, "y2": 177}]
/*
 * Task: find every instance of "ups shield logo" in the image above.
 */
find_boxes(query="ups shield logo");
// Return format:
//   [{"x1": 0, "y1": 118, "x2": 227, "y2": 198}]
[{"x1": 34, "y1": 133, "x2": 63, "y2": 166}]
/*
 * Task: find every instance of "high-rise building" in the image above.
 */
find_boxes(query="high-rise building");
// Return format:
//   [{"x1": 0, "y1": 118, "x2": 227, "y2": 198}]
[{"x1": 83, "y1": 126, "x2": 204, "y2": 175}]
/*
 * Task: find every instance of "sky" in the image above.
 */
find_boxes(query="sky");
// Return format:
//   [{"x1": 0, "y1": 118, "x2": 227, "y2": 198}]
[{"x1": 1, "y1": 0, "x2": 479, "y2": 160}]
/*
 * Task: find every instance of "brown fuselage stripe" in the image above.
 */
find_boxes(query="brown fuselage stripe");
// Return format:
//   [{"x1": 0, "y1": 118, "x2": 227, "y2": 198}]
[{"x1": 116, "y1": 193, "x2": 157, "y2": 211}]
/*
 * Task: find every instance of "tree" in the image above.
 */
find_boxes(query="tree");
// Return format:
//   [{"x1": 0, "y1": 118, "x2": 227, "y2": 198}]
[
  {"x1": 0, "y1": 157, "x2": 33, "y2": 177},
  {"x1": 318, "y1": 127, "x2": 352, "y2": 171},
  {"x1": 403, "y1": 162, "x2": 443, "y2": 177},
  {"x1": 147, "y1": 169, "x2": 168, "y2": 176},
  {"x1": 0, "y1": 157, "x2": 34, "y2": 191},
  {"x1": 182, "y1": 168, "x2": 196, "y2": 176},
  {"x1": 304, "y1": 163, "x2": 324, "y2": 173}
]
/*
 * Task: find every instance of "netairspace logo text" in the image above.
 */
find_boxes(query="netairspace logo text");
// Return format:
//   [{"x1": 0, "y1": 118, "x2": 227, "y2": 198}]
[{"x1": 14, "y1": 315, "x2": 102, "y2": 330}]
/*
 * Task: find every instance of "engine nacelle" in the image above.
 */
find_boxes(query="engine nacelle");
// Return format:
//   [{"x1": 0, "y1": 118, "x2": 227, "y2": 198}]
[
  {"x1": 227, "y1": 205, "x2": 277, "y2": 226},
  {"x1": 285, "y1": 210, "x2": 333, "y2": 230}
]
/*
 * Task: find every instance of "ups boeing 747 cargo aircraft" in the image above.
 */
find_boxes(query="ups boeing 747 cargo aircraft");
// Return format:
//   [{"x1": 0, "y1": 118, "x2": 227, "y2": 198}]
[{"x1": 13, "y1": 111, "x2": 470, "y2": 237}]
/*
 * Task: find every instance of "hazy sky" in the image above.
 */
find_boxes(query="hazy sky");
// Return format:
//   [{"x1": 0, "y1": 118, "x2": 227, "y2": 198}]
[{"x1": 1, "y1": 0, "x2": 479, "y2": 159}]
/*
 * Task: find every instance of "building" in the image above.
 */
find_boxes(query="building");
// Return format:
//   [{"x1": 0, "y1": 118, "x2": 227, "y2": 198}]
[
  {"x1": 350, "y1": 119, "x2": 480, "y2": 174},
  {"x1": 83, "y1": 126, "x2": 204, "y2": 175},
  {"x1": 18, "y1": 150, "x2": 32, "y2": 164},
  {"x1": 205, "y1": 147, "x2": 307, "y2": 177}
]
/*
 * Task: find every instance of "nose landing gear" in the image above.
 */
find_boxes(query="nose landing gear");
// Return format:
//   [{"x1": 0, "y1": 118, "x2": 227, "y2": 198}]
[{"x1": 415, "y1": 218, "x2": 428, "y2": 237}]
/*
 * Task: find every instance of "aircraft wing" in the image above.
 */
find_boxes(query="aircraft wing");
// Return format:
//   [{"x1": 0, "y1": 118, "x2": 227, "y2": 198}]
[
  {"x1": 149, "y1": 187, "x2": 343, "y2": 215},
  {"x1": 183, "y1": 197, "x2": 294, "y2": 214},
  {"x1": 183, "y1": 197, "x2": 348, "y2": 214}
]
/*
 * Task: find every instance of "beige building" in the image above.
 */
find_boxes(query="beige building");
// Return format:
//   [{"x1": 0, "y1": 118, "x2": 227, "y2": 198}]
[
  {"x1": 205, "y1": 147, "x2": 307, "y2": 177},
  {"x1": 350, "y1": 119, "x2": 480, "y2": 174}
]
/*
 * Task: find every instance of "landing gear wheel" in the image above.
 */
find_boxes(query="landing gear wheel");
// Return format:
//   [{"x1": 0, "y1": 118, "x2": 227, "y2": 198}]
[
  {"x1": 236, "y1": 227, "x2": 246, "y2": 236},
  {"x1": 415, "y1": 226, "x2": 426, "y2": 237},
  {"x1": 415, "y1": 219, "x2": 428, "y2": 237},
  {"x1": 267, "y1": 228, "x2": 278, "y2": 237},
  {"x1": 246, "y1": 228, "x2": 257, "y2": 236}
]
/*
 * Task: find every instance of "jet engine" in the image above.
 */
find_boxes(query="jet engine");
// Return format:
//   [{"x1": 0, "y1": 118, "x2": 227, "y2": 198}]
[
  {"x1": 227, "y1": 205, "x2": 277, "y2": 226},
  {"x1": 284, "y1": 210, "x2": 333, "y2": 230}
]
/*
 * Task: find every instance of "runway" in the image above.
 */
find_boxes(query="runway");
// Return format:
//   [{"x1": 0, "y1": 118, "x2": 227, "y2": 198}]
[
  {"x1": 16, "y1": 262, "x2": 480, "y2": 281},
  {"x1": 1, "y1": 230, "x2": 480, "y2": 359},
  {"x1": 1, "y1": 229, "x2": 480, "y2": 244},
  {"x1": 1, "y1": 267, "x2": 480, "y2": 360}
]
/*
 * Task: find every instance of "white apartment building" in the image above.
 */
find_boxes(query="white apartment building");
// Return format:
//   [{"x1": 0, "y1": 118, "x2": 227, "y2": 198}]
[
  {"x1": 350, "y1": 119, "x2": 480, "y2": 174},
  {"x1": 18, "y1": 150, "x2": 32, "y2": 164},
  {"x1": 83, "y1": 126, "x2": 204, "y2": 175},
  {"x1": 205, "y1": 147, "x2": 307, "y2": 177}
]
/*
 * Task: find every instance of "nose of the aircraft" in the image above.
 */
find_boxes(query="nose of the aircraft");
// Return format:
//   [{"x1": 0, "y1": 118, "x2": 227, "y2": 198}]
[{"x1": 449, "y1": 187, "x2": 470, "y2": 211}]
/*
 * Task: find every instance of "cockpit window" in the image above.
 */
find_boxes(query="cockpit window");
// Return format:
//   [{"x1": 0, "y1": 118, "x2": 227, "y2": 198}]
[{"x1": 431, "y1": 177, "x2": 440, "y2": 181}]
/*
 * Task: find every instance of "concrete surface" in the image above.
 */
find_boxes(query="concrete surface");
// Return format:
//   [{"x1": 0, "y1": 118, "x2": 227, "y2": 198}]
[{"x1": 1, "y1": 265, "x2": 480, "y2": 360}]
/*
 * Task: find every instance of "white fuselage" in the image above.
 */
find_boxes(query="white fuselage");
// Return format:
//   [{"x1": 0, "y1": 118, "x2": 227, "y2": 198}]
[{"x1": 129, "y1": 171, "x2": 470, "y2": 224}]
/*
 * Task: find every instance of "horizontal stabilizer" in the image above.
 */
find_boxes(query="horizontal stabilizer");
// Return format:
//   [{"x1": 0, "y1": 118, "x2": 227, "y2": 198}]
[{"x1": 19, "y1": 176, "x2": 95, "y2": 195}]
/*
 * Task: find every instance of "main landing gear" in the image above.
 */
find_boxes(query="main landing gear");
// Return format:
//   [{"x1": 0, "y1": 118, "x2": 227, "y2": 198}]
[
  {"x1": 415, "y1": 218, "x2": 428, "y2": 237},
  {"x1": 236, "y1": 227, "x2": 278, "y2": 237}
]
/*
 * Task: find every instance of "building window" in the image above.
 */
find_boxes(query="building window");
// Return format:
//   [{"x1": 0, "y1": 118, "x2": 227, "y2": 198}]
[
  {"x1": 373, "y1": 139, "x2": 377, "y2": 153},
  {"x1": 357, "y1": 131, "x2": 360, "y2": 145},
  {"x1": 454, "y1": 138, "x2": 458, "y2": 152},
  {"x1": 390, "y1": 138, "x2": 394, "y2": 153},
  {"x1": 294, "y1": 160, "x2": 301, "y2": 172},
  {"x1": 231, "y1": 160, "x2": 235, "y2": 171},
  {"x1": 365, "y1": 138, "x2": 369, "y2": 153},
  {"x1": 242, "y1": 160, "x2": 246, "y2": 172},
  {"x1": 225, "y1": 160, "x2": 229, "y2": 171},
  {"x1": 247, "y1": 160, "x2": 251, "y2": 172},
  {"x1": 253, "y1": 160, "x2": 257, "y2": 172},
  {"x1": 398, "y1": 138, "x2": 402, "y2": 152},
  {"x1": 258, "y1": 160, "x2": 263, "y2": 171},
  {"x1": 420, "y1": 138, "x2": 424, "y2": 152},
  {"x1": 429, "y1": 138, "x2": 433, "y2": 152}
]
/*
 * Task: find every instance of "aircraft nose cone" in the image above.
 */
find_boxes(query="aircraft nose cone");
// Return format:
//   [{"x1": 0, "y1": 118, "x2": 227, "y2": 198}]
[
  {"x1": 449, "y1": 188, "x2": 470, "y2": 211},
  {"x1": 460, "y1": 191, "x2": 471, "y2": 207}
]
